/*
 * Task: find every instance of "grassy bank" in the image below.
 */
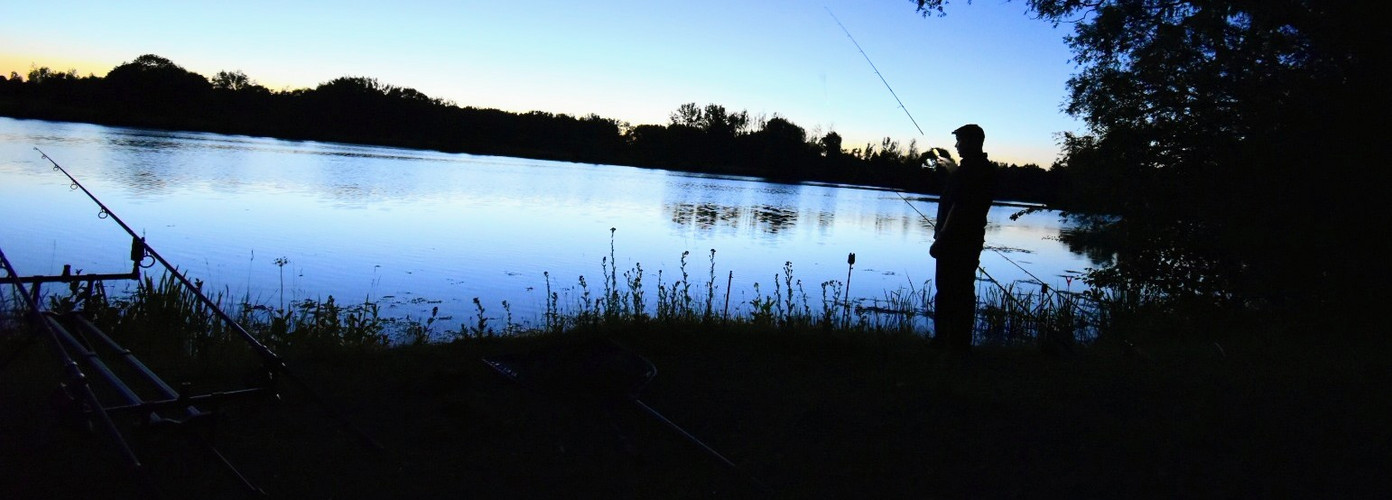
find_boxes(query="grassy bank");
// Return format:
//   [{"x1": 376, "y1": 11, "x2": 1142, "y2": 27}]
[
  {"x1": 2, "y1": 268, "x2": 1388, "y2": 498},
  {"x1": 3, "y1": 319, "x2": 1388, "y2": 498}
]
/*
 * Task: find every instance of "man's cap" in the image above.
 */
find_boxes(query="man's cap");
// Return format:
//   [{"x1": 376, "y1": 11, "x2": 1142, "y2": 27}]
[{"x1": 952, "y1": 124, "x2": 985, "y2": 141}]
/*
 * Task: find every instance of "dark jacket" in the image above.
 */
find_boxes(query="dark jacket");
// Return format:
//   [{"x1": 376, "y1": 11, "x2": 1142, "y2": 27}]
[{"x1": 934, "y1": 153, "x2": 995, "y2": 251}]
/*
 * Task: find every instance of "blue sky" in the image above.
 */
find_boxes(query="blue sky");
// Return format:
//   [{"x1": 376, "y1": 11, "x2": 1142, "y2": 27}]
[{"x1": 1, "y1": 0, "x2": 1083, "y2": 166}]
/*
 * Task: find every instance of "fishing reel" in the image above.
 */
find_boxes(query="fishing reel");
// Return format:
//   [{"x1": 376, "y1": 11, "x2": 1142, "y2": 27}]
[{"x1": 921, "y1": 147, "x2": 957, "y2": 170}]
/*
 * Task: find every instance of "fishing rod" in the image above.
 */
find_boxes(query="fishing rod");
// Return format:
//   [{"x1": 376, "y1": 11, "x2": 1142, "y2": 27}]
[
  {"x1": 826, "y1": 7, "x2": 925, "y2": 136},
  {"x1": 823, "y1": 9, "x2": 1071, "y2": 320},
  {"x1": 825, "y1": 7, "x2": 946, "y2": 231},
  {"x1": 33, "y1": 147, "x2": 385, "y2": 452}
]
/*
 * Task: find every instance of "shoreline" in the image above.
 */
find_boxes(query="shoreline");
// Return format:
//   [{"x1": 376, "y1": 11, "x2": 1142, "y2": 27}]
[{"x1": 3, "y1": 320, "x2": 1385, "y2": 498}]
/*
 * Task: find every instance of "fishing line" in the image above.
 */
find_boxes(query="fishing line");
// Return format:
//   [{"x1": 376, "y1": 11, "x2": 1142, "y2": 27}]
[
  {"x1": 826, "y1": 6, "x2": 925, "y2": 136},
  {"x1": 823, "y1": 8, "x2": 1064, "y2": 317}
]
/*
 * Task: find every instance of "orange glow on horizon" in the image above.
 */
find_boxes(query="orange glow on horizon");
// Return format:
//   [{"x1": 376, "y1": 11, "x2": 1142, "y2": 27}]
[{"x1": 0, "y1": 53, "x2": 122, "y2": 79}]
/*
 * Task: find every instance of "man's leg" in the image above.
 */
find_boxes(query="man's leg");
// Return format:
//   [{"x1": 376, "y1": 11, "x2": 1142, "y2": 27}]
[{"x1": 934, "y1": 251, "x2": 979, "y2": 350}]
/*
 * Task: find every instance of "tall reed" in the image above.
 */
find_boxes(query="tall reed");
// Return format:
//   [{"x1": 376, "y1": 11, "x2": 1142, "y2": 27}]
[{"x1": 4, "y1": 234, "x2": 1117, "y2": 364}]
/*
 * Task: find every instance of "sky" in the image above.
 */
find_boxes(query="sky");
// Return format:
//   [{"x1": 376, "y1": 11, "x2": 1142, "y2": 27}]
[{"x1": 1, "y1": 0, "x2": 1084, "y2": 167}]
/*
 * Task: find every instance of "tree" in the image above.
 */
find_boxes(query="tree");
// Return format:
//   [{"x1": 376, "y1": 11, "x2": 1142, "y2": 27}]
[
  {"x1": 212, "y1": 70, "x2": 267, "y2": 93},
  {"x1": 760, "y1": 116, "x2": 806, "y2": 145},
  {"x1": 746, "y1": 115, "x2": 812, "y2": 178},
  {"x1": 915, "y1": 1, "x2": 1382, "y2": 308},
  {"x1": 698, "y1": 103, "x2": 750, "y2": 137},
  {"x1": 105, "y1": 54, "x2": 209, "y2": 88},
  {"x1": 819, "y1": 131, "x2": 843, "y2": 157},
  {"x1": 103, "y1": 54, "x2": 212, "y2": 116},
  {"x1": 27, "y1": 66, "x2": 78, "y2": 84},
  {"x1": 314, "y1": 76, "x2": 387, "y2": 97},
  {"x1": 669, "y1": 102, "x2": 702, "y2": 127},
  {"x1": 669, "y1": 102, "x2": 751, "y2": 138}
]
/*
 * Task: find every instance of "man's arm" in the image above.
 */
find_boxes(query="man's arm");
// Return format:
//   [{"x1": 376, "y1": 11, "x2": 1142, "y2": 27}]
[
  {"x1": 930, "y1": 206, "x2": 957, "y2": 258},
  {"x1": 938, "y1": 206, "x2": 956, "y2": 239}
]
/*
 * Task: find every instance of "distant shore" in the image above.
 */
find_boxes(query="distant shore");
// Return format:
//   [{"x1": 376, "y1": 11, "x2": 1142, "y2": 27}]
[{"x1": 2, "y1": 55, "x2": 1067, "y2": 207}]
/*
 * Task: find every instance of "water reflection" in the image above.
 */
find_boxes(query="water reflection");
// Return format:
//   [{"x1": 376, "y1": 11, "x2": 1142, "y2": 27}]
[
  {"x1": 814, "y1": 210, "x2": 836, "y2": 231},
  {"x1": 668, "y1": 202, "x2": 740, "y2": 231},
  {"x1": 662, "y1": 178, "x2": 1005, "y2": 241},
  {"x1": 127, "y1": 170, "x2": 169, "y2": 194},
  {"x1": 666, "y1": 202, "x2": 818, "y2": 235},
  {"x1": 752, "y1": 205, "x2": 798, "y2": 234},
  {"x1": 0, "y1": 117, "x2": 1100, "y2": 333}
]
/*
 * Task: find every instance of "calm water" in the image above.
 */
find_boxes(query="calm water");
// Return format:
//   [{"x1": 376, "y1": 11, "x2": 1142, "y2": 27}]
[{"x1": 1, "y1": 117, "x2": 1096, "y2": 336}]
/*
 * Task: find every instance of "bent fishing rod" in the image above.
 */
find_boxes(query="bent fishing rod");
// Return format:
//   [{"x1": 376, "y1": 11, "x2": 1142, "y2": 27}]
[
  {"x1": 33, "y1": 147, "x2": 385, "y2": 452},
  {"x1": 824, "y1": 8, "x2": 1064, "y2": 315}
]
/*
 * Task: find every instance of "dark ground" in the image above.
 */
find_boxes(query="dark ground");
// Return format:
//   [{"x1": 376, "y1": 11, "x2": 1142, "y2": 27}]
[{"x1": 3, "y1": 323, "x2": 1389, "y2": 499}]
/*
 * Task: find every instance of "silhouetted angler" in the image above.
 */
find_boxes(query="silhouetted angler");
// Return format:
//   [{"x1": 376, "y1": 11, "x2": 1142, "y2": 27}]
[{"x1": 930, "y1": 124, "x2": 995, "y2": 351}]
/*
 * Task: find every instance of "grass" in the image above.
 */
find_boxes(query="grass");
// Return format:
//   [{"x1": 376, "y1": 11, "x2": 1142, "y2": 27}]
[
  {"x1": 6, "y1": 227, "x2": 1101, "y2": 354},
  {"x1": 3, "y1": 249, "x2": 1387, "y2": 498},
  {"x1": 3, "y1": 316, "x2": 1387, "y2": 498}
]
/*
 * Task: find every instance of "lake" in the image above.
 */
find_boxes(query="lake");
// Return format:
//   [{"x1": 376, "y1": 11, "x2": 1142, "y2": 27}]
[{"x1": 0, "y1": 117, "x2": 1097, "y2": 337}]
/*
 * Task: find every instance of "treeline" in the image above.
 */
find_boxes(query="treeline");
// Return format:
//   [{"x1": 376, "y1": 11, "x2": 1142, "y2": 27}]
[{"x1": 0, "y1": 55, "x2": 1064, "y2": 204}]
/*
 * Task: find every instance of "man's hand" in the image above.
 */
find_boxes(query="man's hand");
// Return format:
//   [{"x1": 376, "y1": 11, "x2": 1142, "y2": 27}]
[
  {"x1": 923, "y1": 147, "x2": 957, "y2": 170},
  {"x1": 934, "y1": 154, "x2": 958, "y2": 172}
]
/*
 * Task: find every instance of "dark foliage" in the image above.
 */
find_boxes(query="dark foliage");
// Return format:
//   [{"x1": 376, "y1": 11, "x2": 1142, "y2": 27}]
[{"x1": 919, "y1": 1, "x2": 1386, "y2": 316}]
